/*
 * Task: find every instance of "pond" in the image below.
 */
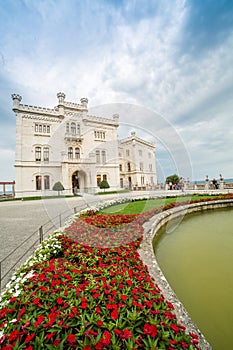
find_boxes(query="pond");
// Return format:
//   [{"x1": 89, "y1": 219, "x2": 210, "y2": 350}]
[{"x1": 153, "y1": 208, "x2": 233, "y2": 350}]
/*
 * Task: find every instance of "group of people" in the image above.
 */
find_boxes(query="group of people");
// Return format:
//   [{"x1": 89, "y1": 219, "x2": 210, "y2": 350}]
[
  {"x1": 212, "y1": 178, "x2": 219, "y2": 189},
  {"x1": 168, "y1": 177, "x2": 185, "y2": 191}
]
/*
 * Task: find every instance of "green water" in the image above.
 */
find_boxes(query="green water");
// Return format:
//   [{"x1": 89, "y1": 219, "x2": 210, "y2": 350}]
[{"x1": 153, "y1": 208, "x2": 233, "y2": 350}]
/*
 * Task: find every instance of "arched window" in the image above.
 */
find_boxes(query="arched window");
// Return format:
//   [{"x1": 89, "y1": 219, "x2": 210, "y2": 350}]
[
  {"x1": 36, "y1": 175, "x2": 42, "y2": 190},
  {"x1": 71, "y1": 122, "x2": 76, "y2": 135},
  {"x1": 35, "y1": 147, "x2": 41, "y2": 162},
  {"x1": 43, "y1": 147, "x2": 49, "y2": 162},
  {"x1": 75, "y1": 147, "x2": 80, "y2": 159},
  {"x1": 97, "y1": 175, "x2": 101, "y2": 186},
  {"x1": 68, "y1": 147, "x2": 73, "y2": 159}
]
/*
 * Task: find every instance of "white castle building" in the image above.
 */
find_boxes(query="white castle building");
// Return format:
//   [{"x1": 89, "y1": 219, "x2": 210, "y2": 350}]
[{"x1": 12, "y1": 93, "x2": 157, "y2": 197}]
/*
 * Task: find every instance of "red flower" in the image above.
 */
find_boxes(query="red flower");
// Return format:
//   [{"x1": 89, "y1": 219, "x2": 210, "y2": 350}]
[
  {"x1": 67, "y1": 334, "x2": 76, "y2": 343},
  {"x1": 114, "y1": 329, "x2": 122, "y2": 336},
  {"x1": 83, "y1": 346, "x2": 92, "y2": 350},
  {"x1": 189, "y1": 332, "x2": 199, "y2": 339},
  {"x1": 80, "y1": 302, "x2": 88, "y2": 309},
  {"x1": 111, "y1": 309, "x2": 118, "y2": 320},
  {"x1": 122, "y1": 329, "x2": 132, "y2": 339},
  {"x1": 32, "y1": 298, "x2": 40, "y2": 305},
  {"x1": 34, "y1": 314, "x2": 44, "y2": 327},
  {"x1": 102, "y1": 330, "x2": 111, "y2": 345},
  {"x1": 9, "y1": 329, "x2": 20, "y2": 342},
  {"x1": 143, "y1": 323, "x2": 157, "y2": 337},
  {"x1": 22, "y1": 320, "x2": 30, "y2": 329},
  {"x1": 56, "y1": 297, "x2": 63, "y2": 305},
  {"x1": 97, "y1": 320, "x2": 103, "y2": 327},
  {"x1": 25, "y1": 334, "x2": 35, "y2": 343},
  {"x1": 171, "y1": 324, "x2": 179, "y2": 334},
  {"x1": 53, "y1": 339, "x2": 61, "y2": 346},
  {"x1": 18, "y1": 307, "x2": 26, "y2": 318},
  {"x1": 181, "y1": 340, "x2": 189, "y2": 348},
  {"x1": 46, "y1": 332, "x2": 56, "y2": 340}
]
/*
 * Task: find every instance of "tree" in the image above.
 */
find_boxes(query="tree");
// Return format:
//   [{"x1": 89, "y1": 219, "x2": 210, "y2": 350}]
[
  {"x1": 166, "y1": 174, "x2": 180, "y2": 185},
  {"x1": 52, "y1": 181, "x2": 65, "y2": 196},
  {"x1": 99, "y1": 179, "x2": 110, "y2": 192}
]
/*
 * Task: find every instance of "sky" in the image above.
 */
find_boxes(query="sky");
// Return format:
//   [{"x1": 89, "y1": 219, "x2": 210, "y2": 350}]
[{"x1": 1, "y1": 0, "x2": 233, "y2": 183}]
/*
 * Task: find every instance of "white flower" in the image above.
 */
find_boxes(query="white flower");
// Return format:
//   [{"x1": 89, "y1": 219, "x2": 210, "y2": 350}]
[{"x1": 10, "y1": 318, "x2": 17, "y2": 324}]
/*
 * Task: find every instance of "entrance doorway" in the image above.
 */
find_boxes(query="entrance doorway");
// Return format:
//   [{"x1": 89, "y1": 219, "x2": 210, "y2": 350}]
[{"x1": 72, "y1": 171, "x2": 79, "y2": 194}]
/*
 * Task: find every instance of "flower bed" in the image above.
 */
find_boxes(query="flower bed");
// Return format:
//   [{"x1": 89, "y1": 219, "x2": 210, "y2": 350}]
[{"x1": 1, "y1": 194, "x2": 232, "y2": 349}]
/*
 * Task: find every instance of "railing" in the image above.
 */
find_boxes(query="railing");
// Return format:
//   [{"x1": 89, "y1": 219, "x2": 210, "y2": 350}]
[{"x1": 0, "y1": 202, "x2": 87, "y2": 293}]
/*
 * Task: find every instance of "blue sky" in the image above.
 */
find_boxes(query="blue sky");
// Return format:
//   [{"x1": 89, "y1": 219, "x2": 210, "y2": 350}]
[{"x1": 1, "y1": 0, "x2": 233, "y2": 182}]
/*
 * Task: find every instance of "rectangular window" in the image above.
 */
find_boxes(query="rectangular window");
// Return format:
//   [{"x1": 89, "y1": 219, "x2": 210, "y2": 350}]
[
  {"x1": 68, "y1": 147, "x2": 73, "y2": 159},
  {"x1": 75, "y1": 147, "x2": 80, "y2": 159},
  {"x1": 44, "y1": 176, "x2": 50, "y2": 190},
  {"x1": 119, "y1": 164, "x2": 122, "y2": 171},
  {"x1": 127, "y1": 162, "x2": 131, "y2": 172},
  {"x1": 35, "y1": 147, "x2": 41, "y2": 161},
  {"x1": 43, "y1": 147, "x2": 49, "y2": 162},
  {"x1": 140, "y1": 162, "x2": 143, "y2": 171},
  {"x1": 94, "y1": 130, "x2": 106, "y2": 140},
  {"x1": 96, "y1": 150, "x2": 100, "y2": 164},
  {"x1": 120, "y1": 178, "x2": 123, "y2": 188},
  {"x1": 39, "y1": 124, "x2": 42, "y2": 133},
  {"x1": 35, "y1": 124, "x2": 39, "y2": 132},
  {"x1": 36, "y1": 175, "x2": 42, "y2": 190},
  {"x1": 47, "y1": 125, "x2": 50, "y2": 133},
  {"x1": 150, "y1": 176, "x2": 154, "y2": 185},
  {"x1": 102, "y1": 150, "x2": 106, "y2": 164},
  {"x1": 43, "y1": 125, "x2": 47, "y2": 133},
  {"x1": 126, "y1": 149, "x2": 130, "y2": 157},
  {"x1": 149, "y1": 164, "x2": 153, "y2": 171},
  {"x1": 141, "y1": 176, "x2": 145, "y2": 185},
  {"x1": 71, "y1": 122, "x2": 76, "y2": 135}
]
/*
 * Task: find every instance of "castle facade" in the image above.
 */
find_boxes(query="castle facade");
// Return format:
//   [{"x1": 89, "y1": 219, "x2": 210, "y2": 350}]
[{"x1": 12, "y1": 93, "x2": 157, "y2": 197}]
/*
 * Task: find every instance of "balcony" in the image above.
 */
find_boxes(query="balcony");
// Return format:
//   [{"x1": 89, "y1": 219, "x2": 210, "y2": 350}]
[{"x1": 64, "y1": 133, "x2": 83, "y2": 143}]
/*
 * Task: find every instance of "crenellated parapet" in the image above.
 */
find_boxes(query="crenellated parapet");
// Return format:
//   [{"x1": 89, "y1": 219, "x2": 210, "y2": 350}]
[
  {"x1": 12, "y1": 92, "x2": 89, "y2": 117},
  {"x1": 63, "y1": 98, "x2": 88, "y2": 111},
  {"x1": 84, "y1": 114, "x2": 119, "y2": 127}
]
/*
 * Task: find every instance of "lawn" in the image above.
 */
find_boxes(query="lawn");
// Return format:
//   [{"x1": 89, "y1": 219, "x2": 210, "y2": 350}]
[{"x1": 100, "y1": 194, "x2": 218, "y2": 215}]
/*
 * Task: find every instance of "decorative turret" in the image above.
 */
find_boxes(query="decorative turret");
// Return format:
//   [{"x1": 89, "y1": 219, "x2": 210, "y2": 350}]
[
  {"x1": 57, "y1": 92, "x2": 66, "y2": 104},
  {"x1": 80, "y1": 97, "x2": 88, "y2": 109},
  {"x1": 112, "y1": 114, "x2": 119, "y2": 122},
  {"x1": 57, "y1": 92, "x2": 66, "y2": 117},
  {"x1": 11, "y1": 94, "x2": 22, "y2": 111}
]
